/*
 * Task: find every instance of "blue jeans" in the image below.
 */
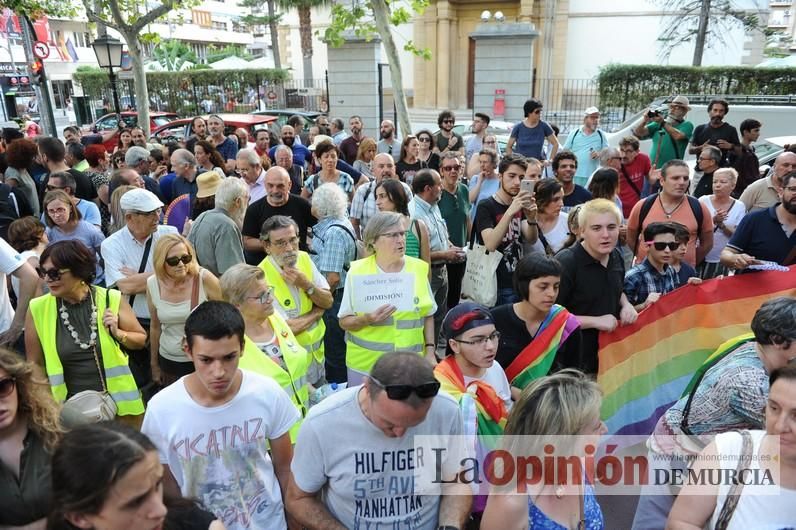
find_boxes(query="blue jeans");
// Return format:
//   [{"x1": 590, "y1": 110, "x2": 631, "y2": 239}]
[
  {"x1": 495, "y1": 287, "x2": 519, "y2": 307},
  {"x1": 323, "y1": 289, "x2": 347, "y2": 384}
]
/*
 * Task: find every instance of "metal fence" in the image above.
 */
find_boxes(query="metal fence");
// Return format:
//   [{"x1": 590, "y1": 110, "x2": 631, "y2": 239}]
[
  {"x1": 533, "y1": 77, "x2": 630, "y2": 136},
  {"x1": 83, "y1": 75, "x2": 329, "y2": 121}
]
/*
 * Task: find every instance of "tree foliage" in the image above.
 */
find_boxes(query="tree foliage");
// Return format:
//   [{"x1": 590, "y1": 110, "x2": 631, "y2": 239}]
[
  {"x1": 205, "y1": 44, "x2": 252, "y2": 64},
  {"x1": 151, "y1": 39, "x2": 197, "y2": 71},
  {"x1": 0, "y1": 0, "x2": 76, "y2": 18},
  {"x1": 597, "y1": 64, "x2": 796, "y2": 111},
  {"x1": 654, "y1": 0, "x2": 766, "y2": 65}
]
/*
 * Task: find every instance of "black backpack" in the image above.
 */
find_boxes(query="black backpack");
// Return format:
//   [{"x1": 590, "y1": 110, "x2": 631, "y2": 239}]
[{"x1": 636, "y1": 193, "x2": 704, "y2": 247}]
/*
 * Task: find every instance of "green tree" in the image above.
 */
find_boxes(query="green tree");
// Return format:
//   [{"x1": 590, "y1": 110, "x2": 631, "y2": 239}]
[
  {"x1": 655, "y1": 0, "x2": 767, "y2": 66},
  {"x1": 151, "y1": 39, "x2": 197, "y2": 71},
  {"x1": 239, "y1": 0, "x2": 282, "y2": 69},
  {"x1": 277, "y1": 0, "x2": 331, "y2": 80},
  {"x1": 82, "y1": 0, "x2": 193, "y2": 135},
  {"x1": 205, "y1": 43, "x2": 252, "y2": 64},
  {"x1": 324, "y1": 0, "x2": 430, "y2": 138},
  {"x1": 0, "y1": 0, "x2": 74, "y2": 17}
]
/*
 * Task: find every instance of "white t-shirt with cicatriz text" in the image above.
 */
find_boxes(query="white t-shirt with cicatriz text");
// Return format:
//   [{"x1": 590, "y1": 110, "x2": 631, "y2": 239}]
[
  {"x1": 0, "y1": 238, "x2": 26, "y2": 332},
  {"x1": 142, "y1": 371, "x2": 299, "y2": 530}
]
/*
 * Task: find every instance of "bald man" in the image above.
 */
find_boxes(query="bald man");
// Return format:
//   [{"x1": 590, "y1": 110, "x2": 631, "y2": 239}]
[
  {"x1": 241, "y1": 165, "x2": 316, "y2": 264},
  {"x1": 377, "y1": 119, "x2": 401, "y2": 158},
  {"x1": 740, "y1": 151, "x2": 796, "y2": 212}
]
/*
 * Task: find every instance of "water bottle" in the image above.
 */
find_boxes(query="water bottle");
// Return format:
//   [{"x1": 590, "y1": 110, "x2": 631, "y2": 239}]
[{"x1": 309, "y1": 382, "x2": 348, "y2": 407}]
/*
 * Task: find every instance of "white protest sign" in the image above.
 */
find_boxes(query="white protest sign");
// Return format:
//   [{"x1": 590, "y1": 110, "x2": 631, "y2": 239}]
[{"x1": 351, "y1": 273, "x2": 416, "y2": 314}]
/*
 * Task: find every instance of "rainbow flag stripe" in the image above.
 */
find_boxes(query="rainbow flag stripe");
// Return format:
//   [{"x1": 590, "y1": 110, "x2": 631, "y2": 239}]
[{"x1": 598, "y1": 266, "x2": 796, "y2": 436}]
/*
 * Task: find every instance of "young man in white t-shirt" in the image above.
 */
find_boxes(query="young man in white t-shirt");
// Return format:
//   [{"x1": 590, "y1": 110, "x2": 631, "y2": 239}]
[{"x1": 142, "y1": 301, "x2": 299, "y2": 530}]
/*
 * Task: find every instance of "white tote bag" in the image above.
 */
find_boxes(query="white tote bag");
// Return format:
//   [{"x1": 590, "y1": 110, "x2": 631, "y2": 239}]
[{"x1": 460, "y1": 242, "x2": 503, "y2": 307}]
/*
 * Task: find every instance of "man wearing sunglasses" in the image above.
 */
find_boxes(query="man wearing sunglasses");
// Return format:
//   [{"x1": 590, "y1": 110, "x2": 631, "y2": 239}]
[
  {"x1": 434, "y1": 110, "x2": 464, "y2": 157},
  {"x1": 623, "y1": 222, "x2": 680, "y2": 311},
  {"x1": 287, "y1": 351, "x2": 471, "y2": 530}
]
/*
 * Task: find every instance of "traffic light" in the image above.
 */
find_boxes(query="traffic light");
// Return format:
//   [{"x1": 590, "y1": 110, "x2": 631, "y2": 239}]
[{"x1": 30, "y1": 59, "x2": 44, "y2": 85}]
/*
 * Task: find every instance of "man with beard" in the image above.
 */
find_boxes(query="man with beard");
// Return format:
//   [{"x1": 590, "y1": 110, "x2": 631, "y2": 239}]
[
  {"x1": 188, "y1": 177, "x2": 249, "y2": 276},
  {"x1": 634, "y1": 95, "x2": 694, "y2": 169},
  {"x1": 258, "y1": 215, "x2": 333, "y2": 385},
  {"x1": 465, "y1": 112, "x2": 490, "y2": 163},
  {"x1": 688, "y1": 98, "x2": 740, "y2": 167},
  {"x1": 721, "y1": 170, "x2": 796, "y2": 270},
  {"x1": 131, "y1": 126, "x2": 155, "y2": 151},
  {"x1": 242, "y1": 166, "x2": 316, "y2": 265},
  {"x1": 339, "y1": 115, "x2": 366, "y2": 164},
  {"x1": 185, "y1": 116, "x2": 208, "y2": 153},
  {"x1": 376, "y1": 119, "x2": 401, "y2": 158},
  {"x1": 474, "y1": 155, "x2": 538, "y2": 307},
  {"x1": 269, "y1": 125, "x2": 311, "y2": 167},
  {"x1": 553, "y1": 150, "x2": 591, "y2": 212},
  {"x1": 254, "y1": 128, "x2": 272, "y2": 158},
  {"x1": 433, "y1": 110, "x2": 464, "y2": 156},
  {"x1": 208, "y1": 114, "x2": 238, "y2": 174}
]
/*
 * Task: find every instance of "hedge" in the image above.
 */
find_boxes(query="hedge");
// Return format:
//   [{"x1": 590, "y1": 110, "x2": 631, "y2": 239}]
[
  {"x1": 73, "y1": 68, "x2": 290, "y2": 116},
  {"x1": 597, "y1": 64, "x2": 796, "y2": 112}
]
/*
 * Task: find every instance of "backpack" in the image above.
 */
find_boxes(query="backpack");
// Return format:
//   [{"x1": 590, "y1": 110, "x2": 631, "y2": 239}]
[
  {"x1": 637, "y1": 193, "x2": 704, "y2": 235},
  {"x1": 316, "y1": 223, "x2": 365, "y2": 271}
]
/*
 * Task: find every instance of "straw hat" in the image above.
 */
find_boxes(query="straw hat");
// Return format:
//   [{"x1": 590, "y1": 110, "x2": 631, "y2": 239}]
[{"x1": 196, "y1": 171, "x2": 222, "y2": 198}]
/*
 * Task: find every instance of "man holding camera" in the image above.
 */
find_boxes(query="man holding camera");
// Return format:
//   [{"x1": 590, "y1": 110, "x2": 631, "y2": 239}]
[
  {"x1": 633, "y1": 95, "x2": 694, "y2": 169},
  {"x1": 688, "y1": 98, "x2": 740, "y2": 167}
]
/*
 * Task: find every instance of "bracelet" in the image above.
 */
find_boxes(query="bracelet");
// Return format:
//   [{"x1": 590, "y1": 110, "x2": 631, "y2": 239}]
[{"x1": 425, "y1": 343, "x2": 435, "y2": 348}]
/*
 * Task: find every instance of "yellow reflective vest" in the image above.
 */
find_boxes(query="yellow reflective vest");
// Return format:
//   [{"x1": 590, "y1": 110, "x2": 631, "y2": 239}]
[
  {"x1": 344, "y1": 255, "x2": 434, "y2": 375},
  {"x1": 239, "y1": 312, "x2": 310, "y2": 442},
  {"x1": 259, "y1": 252, "x2": 326, "y2": 364},
  {"x1": 29, "y1": 288, "x2": 144, "y2": 416}
]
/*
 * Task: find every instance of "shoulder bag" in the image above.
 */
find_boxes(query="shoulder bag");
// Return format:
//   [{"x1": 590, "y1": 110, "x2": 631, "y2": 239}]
[
  {"x1": 714, "y1": 430, "x2": 753, "y2": 530},
  {"x1": 460, "y1": 227, "x2": 502, "y2": 307}
]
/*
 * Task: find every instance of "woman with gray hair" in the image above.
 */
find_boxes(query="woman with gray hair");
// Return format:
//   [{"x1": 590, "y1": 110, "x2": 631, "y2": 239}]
[
  {"x1": 220, "y1": 263, "x2": 311, "y2": 440},
  {"x1": 633, "y1": 296, "x2": 796, "y2": 529},
  {"x1": 311, "y1": 183, "x2": 358, "y2": 383},
  {"x1": 338, "y1": 211, "x2": 437, "y2": 384}
]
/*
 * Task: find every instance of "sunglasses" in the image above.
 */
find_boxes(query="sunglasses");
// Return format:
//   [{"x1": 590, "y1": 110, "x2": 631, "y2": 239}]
[
  {"x1": 418, "y1": 137, "x2": 431, "y2": 143},
  {"x1": 441, "y1": 166, "x2": 461, "y2": 172},
  {"x1": 442, "y1": 119, "x2": 455, "y2": 124},
  {"x1": 165, "y1": 254, "x2": 193, "y2": 267},
  {"x1": 36, "y1": 267, "x2": 70, "y2": 281},
  {"x1": 646, "y1": 241, "x2": 679, "y2": 251},
  {"x1": 370, "y1": 376, "x2": 440, "y2": 400},
  {"x1": 0, "y1": 376, "x2": 15, "y2": 398}
]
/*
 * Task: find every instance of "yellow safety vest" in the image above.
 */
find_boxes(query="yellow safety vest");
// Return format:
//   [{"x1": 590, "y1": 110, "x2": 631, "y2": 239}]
[
  {"x1": 29, "y1": 288, "x2": 144, "y2": 416},
  {"x1": 259, "y1": 252, "x2": 326, "y2": 364},
  {"x1": 345, "y1": 255, "x2": 434, "y2": 375},
  {"x1": 239, "y1": 312, "x2": 310, "y2": 442}
]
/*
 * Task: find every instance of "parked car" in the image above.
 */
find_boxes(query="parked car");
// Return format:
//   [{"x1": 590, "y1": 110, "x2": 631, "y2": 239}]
[
  {"x1": 82, "y1": 111, "x2": 179, "y2": 152},
  {"x1": 150, "y1": 113, "x2": 277, "y2": 145},
  {"x1": 250, "y1": 109, "x2": 321, "y2": 135}
]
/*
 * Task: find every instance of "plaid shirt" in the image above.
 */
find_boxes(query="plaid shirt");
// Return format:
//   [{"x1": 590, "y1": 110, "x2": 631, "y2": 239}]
[
  {"x1": 623, "y1": 259, "x2": 678, "y2": 306},
  {"x1": 310, "y1": 217, "x2": 357, "y2": 288},
  {"x1": 350, "y1": 179, "x2": 413, "y2": 233}
]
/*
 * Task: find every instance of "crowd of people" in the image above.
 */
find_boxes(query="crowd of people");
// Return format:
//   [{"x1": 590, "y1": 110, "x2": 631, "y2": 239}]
[{"x1": 0, "y1": 98, "x2": 793, "y2": 530}]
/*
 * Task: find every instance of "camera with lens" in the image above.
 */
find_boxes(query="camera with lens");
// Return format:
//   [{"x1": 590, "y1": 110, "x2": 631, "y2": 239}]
[{"x1": 647, "y1": 109, "x2": 660, "y2": 119}]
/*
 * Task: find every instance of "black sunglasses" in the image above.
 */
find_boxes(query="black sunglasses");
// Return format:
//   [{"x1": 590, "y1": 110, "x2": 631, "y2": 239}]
[
  {"x1": 165, "y1": 254, "x2": 193, "y2": 267},
  {"x1": 370, "y1": 376, "x2": 440, "y2": 400},
  {"x1": 36, "y1": 267, "x2": 69, "y2": 281},
  {"x1": 0, "y1": 376, "x2": 16, "y2": 398},
  {"x1": 648, "y1": 241, "x2": 679, "y2": 251}
]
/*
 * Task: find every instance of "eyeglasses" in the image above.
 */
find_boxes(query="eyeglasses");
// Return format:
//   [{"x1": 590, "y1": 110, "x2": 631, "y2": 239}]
[
  {"x1": 379, "y1": 231, "x2": 406, "y2": 241},
  {"x1": 0, "y1": 377, "x2": 15, "y2": 398},
  {"x1": 36, "y1": 267, "x2": 70, "y2": 281},
  {"x1": 268, "y1": 236, "x2": 300, "y2": 249},
  {"x1": 45, "y1": 184, "x2": 65, "y2": 191},
  {"x1": 453, "y1": 331, "x2": 502, "y2": 346},
  {"x1": 698, "y1": 157, "x2": 713, "y2": 161},
  {"x1": 442, "y1": 119, "x2": 455, "y2": 124},
  {"x1": 533, "y1": 109, "x2": 542, "y2": 114},
  {"x1": 134, "y1": 209, "x2": 162, "y2": 218},
  {"x1": 418, "y1": 137, "x2": 431, "y2": 143},
  {"x1": 484, "y1": 141, "x2": 496, "y2": 145},
  {"x1": 370, "y1": 376, "x2": 441, "y2": 400},
  {"x1": 247, "y1": 287, "x2": 275, "y2": 305},
  {"x1": 646, "y1": 241, "x2": 679, "y2": 251},
  {"x1": 441, "y1": 165, "x2": 461, "y2": 172},
  {"x1": 165, "y1": 254, "x2": 193, "y2": 267}
]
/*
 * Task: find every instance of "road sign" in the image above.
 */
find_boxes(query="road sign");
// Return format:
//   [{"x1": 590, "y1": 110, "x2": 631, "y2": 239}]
[
  {"x1": 266, "y1": 90, "x2": 278, "y2": 101},
  {"x1": 33, "y1": 41, "x2": 49, "y2": 59}
]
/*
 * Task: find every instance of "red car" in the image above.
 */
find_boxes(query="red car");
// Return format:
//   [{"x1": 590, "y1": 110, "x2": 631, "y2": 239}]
[
  {"x1": 150, "y1": 113, "x2": 277, "y2": 145},
  {"x1": 82, "y1": 111, "x2": 180, "y2": 152}
]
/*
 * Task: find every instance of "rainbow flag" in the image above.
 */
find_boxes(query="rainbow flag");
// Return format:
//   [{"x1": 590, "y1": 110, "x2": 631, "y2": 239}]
[{"x1": 598, "y1": 266, "x2": 796, "y2": 436}]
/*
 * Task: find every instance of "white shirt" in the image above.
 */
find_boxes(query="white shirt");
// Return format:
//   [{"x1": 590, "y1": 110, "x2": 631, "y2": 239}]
[
  {"x1": 0, "y1": 239, "x2": 26, "y2": 332},
  {"x1": 101, "y1": 225, "x2": 178, "y2": 318},
  {"x1": 142, "y1": 371, "x2": 299, "y2": 530},
  {"x1": 249, "y1": 170, "x2": 267, "y2": 204}
]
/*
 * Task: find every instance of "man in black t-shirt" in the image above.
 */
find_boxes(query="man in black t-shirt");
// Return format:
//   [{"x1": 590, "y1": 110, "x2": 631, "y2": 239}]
[
  {"x1": 688, "y1": 98, "x2": 740, "y2": 167},
  {"x1": 556, "y1": 199, "x2": 637, "y2": 374},
  {"x1": 474, "y1": 156, "x2": 538, "y2": 307},
  {"x1": 553, "y1": 150, "x2": 591, "y2": 212},
  {"x1": 241, "y1": 166, "x2": 316, "y2": 265}
]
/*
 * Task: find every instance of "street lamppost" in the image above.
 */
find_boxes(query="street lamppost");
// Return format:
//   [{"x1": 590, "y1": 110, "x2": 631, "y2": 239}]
[{"x1": 91, "y1": 34, "x2": 124, "y2": 121}]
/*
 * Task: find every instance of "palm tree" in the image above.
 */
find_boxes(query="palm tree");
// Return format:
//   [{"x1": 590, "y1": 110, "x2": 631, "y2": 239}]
[{"x1": 277, "y1": 0, "x2": 330, "y2": 80}]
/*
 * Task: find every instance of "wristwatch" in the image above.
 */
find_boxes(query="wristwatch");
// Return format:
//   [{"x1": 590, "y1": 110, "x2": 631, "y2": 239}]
[
  {"x1": 438, "y1": 526, "x2": 460, "y2": 530},
  {"x1": 306, "y1": 285, "x2": 316, "y2": 296}
]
